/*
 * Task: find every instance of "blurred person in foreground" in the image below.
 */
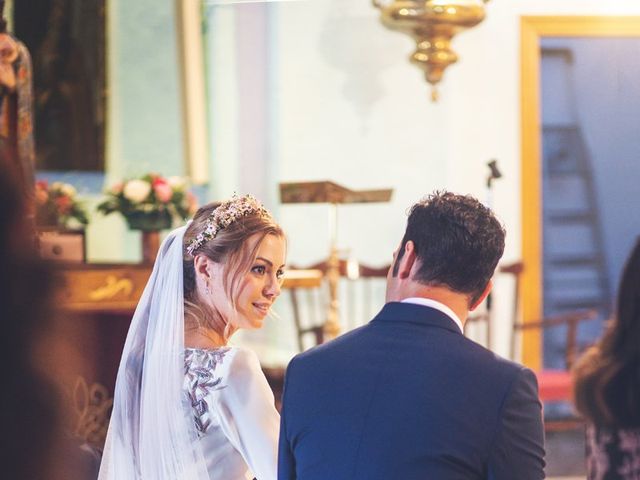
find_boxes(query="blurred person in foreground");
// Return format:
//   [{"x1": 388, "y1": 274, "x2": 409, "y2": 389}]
[
  {"x1": 1, "y1": 167, "x2": 99, "y2": 479},
  {"x1": 573, "y1": 239, "x2": 640, "y2": 480},
  {"x1": 0, "y1": 168, "x2": 57, "y2": 479},
  {"x1": 278, "y1": 191, "x2": 545, "y2": 480}
]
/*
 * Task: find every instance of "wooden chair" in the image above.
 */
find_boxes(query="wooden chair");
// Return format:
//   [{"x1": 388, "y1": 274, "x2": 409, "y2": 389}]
[
  {"x1": 262, "y1": 366, "x2": 285, "y2": 412},
  {"x1": 289, "y1": 284, "x2": 325, "y2": 352},
  {"x1": 504, "y1": 261, "x2": 599, "y2": 429},
  {"x1": 465, "y1": 262, "x2": 525, "y2": 349},
  {"x1": 464, "y1": 311, "x2": 491, "y2": 348},
  {"x1": 513, "y1": 311, "x2": 598, "y2": 393},
  {"x1": 289, "y1": 259, "x2": 390, "y2": 352}
]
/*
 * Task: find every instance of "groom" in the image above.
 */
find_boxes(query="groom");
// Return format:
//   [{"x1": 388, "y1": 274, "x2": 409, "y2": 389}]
[{"x1": 278, "y1": 191, "x2": 545, "y2": 479}]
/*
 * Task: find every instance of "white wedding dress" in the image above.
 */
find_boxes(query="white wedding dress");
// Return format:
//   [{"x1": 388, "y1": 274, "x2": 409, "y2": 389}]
[
  {"x1": 183, "y1": 346, "x2": 279, "y2": 480},
  {"x1": 98, "y1": 225, "x2": 280, "y2": 480}
]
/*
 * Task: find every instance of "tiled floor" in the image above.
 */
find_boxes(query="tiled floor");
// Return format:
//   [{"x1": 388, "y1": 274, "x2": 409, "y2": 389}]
[{"x1": 545, "y1": 428, "x2": 587, "y2": 479}]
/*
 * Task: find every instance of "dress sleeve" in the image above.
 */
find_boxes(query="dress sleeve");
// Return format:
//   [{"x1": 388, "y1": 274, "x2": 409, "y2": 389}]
[{"x1": 216, "y1": 348, "x2": 280, "y2": 480}]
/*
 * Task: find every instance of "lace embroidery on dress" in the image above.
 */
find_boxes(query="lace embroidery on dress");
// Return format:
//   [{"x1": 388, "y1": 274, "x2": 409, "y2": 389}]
[{"x1": 184, "y1": 347, "x2": 230, "y2": 436}]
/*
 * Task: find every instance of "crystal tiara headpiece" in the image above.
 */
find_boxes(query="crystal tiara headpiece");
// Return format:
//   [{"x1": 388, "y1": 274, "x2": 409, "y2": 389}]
[{"x1": 186, "y1": 194, "x2": 272, "y2": 256}]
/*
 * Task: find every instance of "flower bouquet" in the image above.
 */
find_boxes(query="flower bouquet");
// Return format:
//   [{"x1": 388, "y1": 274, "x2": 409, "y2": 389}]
[
  {"x1": 35, "y1": 180, "x2": 89, "y2": 229},
  {"x1": 97, "y1": 174, "x2": 198, "y2": 231}
]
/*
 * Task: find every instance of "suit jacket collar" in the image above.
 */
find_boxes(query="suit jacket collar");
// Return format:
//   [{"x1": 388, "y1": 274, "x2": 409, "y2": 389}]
[{"x1": 371, "y1": 302, "x2": 463, "y2": 335}]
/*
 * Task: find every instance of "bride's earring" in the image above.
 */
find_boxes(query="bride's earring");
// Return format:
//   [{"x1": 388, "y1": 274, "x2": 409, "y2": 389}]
[{"x1": 205, "y1": 283, "x2": 211, "y2": 295}]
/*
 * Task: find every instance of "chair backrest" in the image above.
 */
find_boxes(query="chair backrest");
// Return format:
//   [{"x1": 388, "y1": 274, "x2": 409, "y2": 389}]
[
  {"x1": 513, "y1": 309, "x2": 598, "y2": 369},
  {"x1": 288, "y1": 259, "x2": 390, "y2": 351},
  {"x1": 463, "y1": 262, "x2": 524, "y2": 350},
  {"x1": 311, "y1": 258, "x2": 389, "y2": 331},
  {"x1": 288, "y1": 283, "x2": 325, "y2": 352},
  {"x1": 502, "y1": 260, "x2": 599, "y2": 368}
]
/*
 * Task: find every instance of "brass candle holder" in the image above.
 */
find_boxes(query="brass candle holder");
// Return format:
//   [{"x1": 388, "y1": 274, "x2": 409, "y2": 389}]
[{"x1": 372, "y1": 0, "x2": 489, "y2": 101}]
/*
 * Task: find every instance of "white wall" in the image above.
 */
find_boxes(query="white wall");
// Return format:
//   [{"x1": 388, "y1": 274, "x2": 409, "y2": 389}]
[
  {"x1": 204, "y1": 0, "x2": 640, "y2": 360},
  {"x1": 20, "y1": 0, "x2": 640, "y2": 362}
]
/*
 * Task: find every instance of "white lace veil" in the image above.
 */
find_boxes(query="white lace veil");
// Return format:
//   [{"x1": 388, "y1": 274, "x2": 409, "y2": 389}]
[{"x1": 98, "y1": 224, "x2": 210, "y2": 479}]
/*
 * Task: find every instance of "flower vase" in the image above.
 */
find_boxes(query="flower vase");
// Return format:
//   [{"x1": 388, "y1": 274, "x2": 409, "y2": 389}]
[
  {"x1": 125, "y1": 211, "x2": 172, "y2": 264},
  {"x1": 141, "y1": 230, "x2": 161, "y2": 264}
]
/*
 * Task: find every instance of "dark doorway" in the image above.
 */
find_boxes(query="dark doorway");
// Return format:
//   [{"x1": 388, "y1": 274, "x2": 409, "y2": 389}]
[{"x1": 13, "y1": 0, "x2": 105, "y2": 171}]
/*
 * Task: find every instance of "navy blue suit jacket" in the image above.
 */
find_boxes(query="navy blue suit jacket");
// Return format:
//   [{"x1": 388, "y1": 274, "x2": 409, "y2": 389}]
[{"x1": 278, "y1": 302, "x2": 545, "y2": 480}]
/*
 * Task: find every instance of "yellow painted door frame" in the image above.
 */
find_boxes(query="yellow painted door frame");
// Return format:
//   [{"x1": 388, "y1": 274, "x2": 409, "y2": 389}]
[{"x1": 520, "y1": 16, "x2": 640, "y2": 369}]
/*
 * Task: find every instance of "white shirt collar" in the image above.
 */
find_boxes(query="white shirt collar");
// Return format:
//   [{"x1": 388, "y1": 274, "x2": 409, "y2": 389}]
[{"x1": 400, "y1": 297, "x2": 464, "y2": 333}]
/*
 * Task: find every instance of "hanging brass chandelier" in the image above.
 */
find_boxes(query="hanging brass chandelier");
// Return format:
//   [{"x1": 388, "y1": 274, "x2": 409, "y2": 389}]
[{"x1": 372, "y1": 0, "x2": 490, "y2": 101}]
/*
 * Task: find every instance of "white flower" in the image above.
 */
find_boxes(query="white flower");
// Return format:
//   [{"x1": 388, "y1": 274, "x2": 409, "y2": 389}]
[
  {"x1": 60, "y1": 183, "x2": 77, "y2": 198},
  {"x1": 123, "y1": 179, "x2": 151, "y2": 203},
  {"x1": 51, "y1": 182, "x2": 77, "y2": 197},
  {"x1": 167, "y1": 176, "x2": 187, "y2": 191}
]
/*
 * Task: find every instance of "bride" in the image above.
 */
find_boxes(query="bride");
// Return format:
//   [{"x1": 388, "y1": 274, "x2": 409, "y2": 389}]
[{"x1": 98, "y1": 195, "x2": 286, "y2": 480}]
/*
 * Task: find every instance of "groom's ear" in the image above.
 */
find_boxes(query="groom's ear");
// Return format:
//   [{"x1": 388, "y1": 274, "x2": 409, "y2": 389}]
[
  {"x1": 397, "y1": 240, "x2": 417, "y2": 280},
  {"x1": 470, "y1": 280, "x2": 492, "y2": 311}
]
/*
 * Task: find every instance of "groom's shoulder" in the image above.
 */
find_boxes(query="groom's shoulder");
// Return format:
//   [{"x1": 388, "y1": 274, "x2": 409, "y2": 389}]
[{"x1": 289, "y1": 323, "x2": 371, "y2": 368}]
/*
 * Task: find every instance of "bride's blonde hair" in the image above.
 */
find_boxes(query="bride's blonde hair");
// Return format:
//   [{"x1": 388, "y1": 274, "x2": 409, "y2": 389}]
[{"x1": 182, "y1": 201, "x2": 284, "y2": 341}]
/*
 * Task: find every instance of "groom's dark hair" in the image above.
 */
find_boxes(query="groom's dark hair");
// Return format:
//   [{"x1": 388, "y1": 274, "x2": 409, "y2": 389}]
[{"x1": 392, "y1": 191, "x2": 505, "y2": 304}]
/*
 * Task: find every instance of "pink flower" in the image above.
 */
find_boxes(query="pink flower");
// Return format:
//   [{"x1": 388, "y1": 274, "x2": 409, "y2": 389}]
[
  {"x1": 109, "y1": 181, "x2": 124, "y2": 195},
  {"x1": 35, "y1": 187, "x2": 48, "y2": 206},
  {"x1": 55, "y1": 195, "x2": 72, "y2": 215},
  {"x1": 153, "y1": 178, "x2": 173, "y2": 203}
]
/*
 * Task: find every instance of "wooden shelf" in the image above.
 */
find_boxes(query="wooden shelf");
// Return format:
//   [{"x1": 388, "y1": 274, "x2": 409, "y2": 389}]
[{"x1": 54, "y1": 263, "x2": 323, "y2": 313}]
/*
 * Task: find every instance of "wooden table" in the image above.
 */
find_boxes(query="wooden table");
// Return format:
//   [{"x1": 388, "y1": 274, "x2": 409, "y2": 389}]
[{"x1": 55, "y1": 263, "x2": 322, "y2": 312}]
